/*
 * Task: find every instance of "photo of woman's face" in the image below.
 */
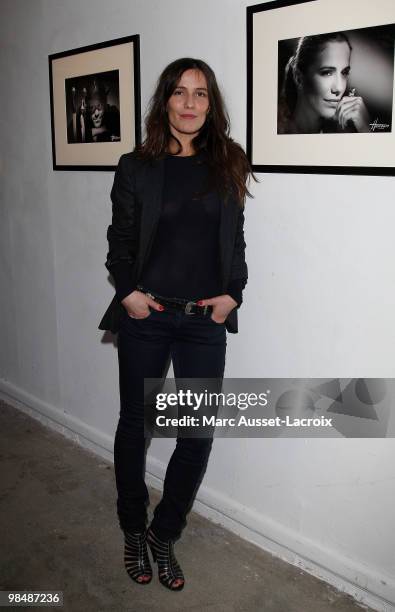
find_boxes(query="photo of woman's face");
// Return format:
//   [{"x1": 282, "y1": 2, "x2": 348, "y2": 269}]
[
  {"x1": 301, "y1": 41, "x2": 351, "y2": 120},
  {"x1": 90, "y1": 100, "x2": 105, "y2": 128}
]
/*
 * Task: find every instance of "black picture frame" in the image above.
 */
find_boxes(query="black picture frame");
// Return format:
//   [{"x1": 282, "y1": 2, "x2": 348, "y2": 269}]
[
  {"x1": 49, "y1": 34, "x2": 141, "y2": 171},
  {"x1": 247, "y1": 0, "x2": 395, "y2": 176}
]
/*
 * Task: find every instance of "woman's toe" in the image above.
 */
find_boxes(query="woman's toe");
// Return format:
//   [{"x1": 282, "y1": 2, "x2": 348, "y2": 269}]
[{"x1": 138, "y1": 574, "x2": 150, "y2": 582}]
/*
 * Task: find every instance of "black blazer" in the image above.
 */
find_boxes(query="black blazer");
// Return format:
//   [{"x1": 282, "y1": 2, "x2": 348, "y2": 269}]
[{"x1": 98, "y1": 152, "x2": 248, "y2": 334}]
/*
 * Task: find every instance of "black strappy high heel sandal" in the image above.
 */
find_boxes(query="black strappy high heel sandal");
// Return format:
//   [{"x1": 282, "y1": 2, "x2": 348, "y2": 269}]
[
  {"x1": 146, "y1": 528, "x2": 185, "y2": 591},
  {"x1": 123, "y1": 530, "x2": 153, "y2": 585}
]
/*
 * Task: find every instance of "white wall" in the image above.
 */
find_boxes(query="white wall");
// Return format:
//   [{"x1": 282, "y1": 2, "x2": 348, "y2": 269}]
[{"x1": 1, "y1": 0, "x2": 394, "y2": 610}]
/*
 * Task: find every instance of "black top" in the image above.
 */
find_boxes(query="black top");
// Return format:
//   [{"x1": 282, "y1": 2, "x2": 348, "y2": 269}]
[
  {"x1": 139, "y1": 151, "x2": 223, "y2": 301},
  {"x1": 112, "y1": 151, "x2": 243, "y2": 307}
]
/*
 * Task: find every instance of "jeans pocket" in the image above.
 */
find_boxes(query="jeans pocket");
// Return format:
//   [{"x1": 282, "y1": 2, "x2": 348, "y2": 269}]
[
  {"x1": 123, "y1": 307, "x2": 154, "y2": 320},
  {"x1": 209, "y1": 314, "x2": 225, "y2": 325},
  {"x1": 138, "y1": 307, "x2": 154, "y2": 320}
]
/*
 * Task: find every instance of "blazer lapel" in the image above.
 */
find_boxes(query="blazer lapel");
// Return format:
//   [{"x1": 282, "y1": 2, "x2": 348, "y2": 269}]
[
  {"x1": 136, "y1": 158, "x2": 165, "y2": 277},
  {"x1": 218, "y1": 194, "x2": 239, "y2": 290}
]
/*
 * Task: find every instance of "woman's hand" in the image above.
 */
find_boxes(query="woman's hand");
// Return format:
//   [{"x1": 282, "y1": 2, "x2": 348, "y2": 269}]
[
  {"x1": 335, "y1": 95, "x2": 371, "y2": 132},
  {"x1": 198, "y1": 294, "x2": 238, "y2": 324},
  {"x1": 121, "y1": 290, "x2": 164, "y2": 319}
]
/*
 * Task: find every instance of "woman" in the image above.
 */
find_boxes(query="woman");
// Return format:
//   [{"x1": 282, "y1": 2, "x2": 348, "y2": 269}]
[
  {"x1": 98, "y1": 58, "x2": 255, "y2": 591},
  {"x1": 278, "y1": 32, "x2": 371, "y2": 134}
]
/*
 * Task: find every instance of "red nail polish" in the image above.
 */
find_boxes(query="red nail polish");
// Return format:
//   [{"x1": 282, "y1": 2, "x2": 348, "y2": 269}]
[
  {"x1": 197, "y1": 300, "x2": 203, "y2": 306},
  {"x1": 159, "y1": 305, "x2": 164, "y2": 311}
]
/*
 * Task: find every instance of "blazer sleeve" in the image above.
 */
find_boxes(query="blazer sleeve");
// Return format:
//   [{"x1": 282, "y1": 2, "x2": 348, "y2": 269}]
[
  {"x1": 105, "y1": 154, "x2": 139, "y2": 302},
  {"x1": 226, "y1": 206, "x2": 248, "y2": 308}
]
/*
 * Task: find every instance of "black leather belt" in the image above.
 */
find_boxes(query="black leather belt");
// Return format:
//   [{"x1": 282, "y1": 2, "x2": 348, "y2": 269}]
[{"x1": 136, "y1": 285, "x2": 213, "y2": 316}]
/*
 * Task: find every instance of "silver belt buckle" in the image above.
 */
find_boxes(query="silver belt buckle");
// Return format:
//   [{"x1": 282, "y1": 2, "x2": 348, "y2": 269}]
[{"x1": 185, "y1": 301, "x2": 196, "y2": 315}]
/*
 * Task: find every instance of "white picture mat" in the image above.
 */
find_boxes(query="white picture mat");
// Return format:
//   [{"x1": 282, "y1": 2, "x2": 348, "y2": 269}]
[
  {"x1": 52, "y1": 42, "x2": 135, "y2": 166},
  {"x1": 252, "y1": 0, "x2": 395, "y2": 167}
]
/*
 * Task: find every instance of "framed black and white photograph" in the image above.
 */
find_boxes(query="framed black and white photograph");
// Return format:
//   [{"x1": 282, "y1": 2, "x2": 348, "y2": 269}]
[
  {"x1": 247, "y1": 0, "x2": 395, "y2": 175},
  {"x1": 49, "y1": 35, "x2": 140, "y2": 171}
]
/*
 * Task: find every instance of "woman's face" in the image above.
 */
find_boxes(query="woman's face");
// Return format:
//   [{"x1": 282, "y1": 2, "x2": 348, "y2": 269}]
[
  {"x1": 299, "y1": 41, "x2": 351, "y2": 120},
  {"x1": 166, "y1": 68, "x2": 210, "y2": 137},
  {"x1": 90, "y1": 99, "x2": 105, "y2": 128}
]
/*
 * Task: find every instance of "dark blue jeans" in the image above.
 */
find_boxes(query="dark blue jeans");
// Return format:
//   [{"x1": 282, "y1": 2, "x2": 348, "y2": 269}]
[{"x1": 114, "y1": 305, "x2": 227, "y2": 541}]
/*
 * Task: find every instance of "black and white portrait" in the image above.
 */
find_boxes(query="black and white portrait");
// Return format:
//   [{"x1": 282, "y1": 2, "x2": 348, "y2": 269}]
[
  {"x1": 277, "y1": 24, "x2": 394, "y2": 135},
  {"x1": 65, "y1": 70, "x2": 121, "y2": 143}
]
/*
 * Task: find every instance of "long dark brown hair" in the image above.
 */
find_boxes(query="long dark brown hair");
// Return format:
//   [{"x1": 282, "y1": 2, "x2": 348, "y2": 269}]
[{"x1": 135, "y1": 57, "x2": 257, "y2": 208}]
